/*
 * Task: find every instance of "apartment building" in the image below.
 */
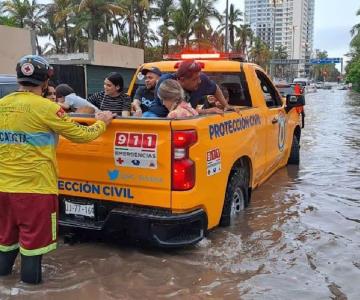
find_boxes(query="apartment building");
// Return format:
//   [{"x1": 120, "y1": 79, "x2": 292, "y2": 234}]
[{"x1": 245, "y1": 0, "x2": 315, "y2": 76}]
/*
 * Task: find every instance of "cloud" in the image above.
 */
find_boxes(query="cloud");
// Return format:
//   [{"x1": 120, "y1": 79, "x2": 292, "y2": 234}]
[{"x1": 314, "y1": 26, "x2": 354, "y2": 57}]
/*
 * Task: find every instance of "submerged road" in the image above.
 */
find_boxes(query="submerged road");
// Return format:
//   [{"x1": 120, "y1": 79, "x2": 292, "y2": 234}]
[{"x1": 1, "y1": 88, "x2": 359, "y2": 299}]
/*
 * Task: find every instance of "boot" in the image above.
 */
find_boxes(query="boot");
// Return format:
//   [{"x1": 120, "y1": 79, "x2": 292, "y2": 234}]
[
  {"x1": 20, "y1": 254, "x2": 42, "y2": 284},
  {"x1": 0, "y1": 249, "x2": 18, "y2": 276}
]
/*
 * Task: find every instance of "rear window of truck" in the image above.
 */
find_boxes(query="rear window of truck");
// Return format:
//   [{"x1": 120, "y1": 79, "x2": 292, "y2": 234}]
[{"x1": 132, "y1": 72, "x2": 252, "y2": 107}]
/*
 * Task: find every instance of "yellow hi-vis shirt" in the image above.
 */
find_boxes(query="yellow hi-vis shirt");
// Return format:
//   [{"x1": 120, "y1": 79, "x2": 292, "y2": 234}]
[{"x1": 0, "y1": 92, "x2": 106, "y2": 195}]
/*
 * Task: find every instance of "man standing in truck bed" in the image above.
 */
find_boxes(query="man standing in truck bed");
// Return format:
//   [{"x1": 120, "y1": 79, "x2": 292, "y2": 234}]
[{"x1": 0, "y1": 55, "x2": 114, "y2": 284}]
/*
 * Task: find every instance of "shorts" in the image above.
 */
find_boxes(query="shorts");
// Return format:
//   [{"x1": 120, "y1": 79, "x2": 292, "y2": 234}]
[{"x1": 0, "y1": 192, "x2": 58, "y2": 256}]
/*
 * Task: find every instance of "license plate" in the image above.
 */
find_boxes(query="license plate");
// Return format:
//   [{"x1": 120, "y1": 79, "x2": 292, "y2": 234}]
[{"x1": 65, "y1": 201, "x2": 94, "y2": 218}]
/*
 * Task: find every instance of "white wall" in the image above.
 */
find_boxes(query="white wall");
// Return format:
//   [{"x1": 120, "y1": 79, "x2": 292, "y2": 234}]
[
  {"x1": 0, "y1": 25, "x2": 35, "y2": 75},
  {"x1": 90, "y1": 40, "x2": 144, "y2": 69}
]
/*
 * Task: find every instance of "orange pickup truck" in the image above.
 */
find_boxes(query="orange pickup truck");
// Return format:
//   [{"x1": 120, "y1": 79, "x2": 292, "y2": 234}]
[{"x1": 57, "y1": 57, "x2": 304, "y2": 247}]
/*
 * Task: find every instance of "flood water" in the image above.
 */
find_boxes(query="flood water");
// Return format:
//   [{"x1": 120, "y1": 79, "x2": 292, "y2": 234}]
[{"x1": 1, "y1": 89, "x2": 360, "y2": 300}]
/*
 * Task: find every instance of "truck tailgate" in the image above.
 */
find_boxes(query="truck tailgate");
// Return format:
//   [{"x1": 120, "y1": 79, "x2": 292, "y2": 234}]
[{"x1": 57, "y1": 117, "x2": 172, "y2": 208}]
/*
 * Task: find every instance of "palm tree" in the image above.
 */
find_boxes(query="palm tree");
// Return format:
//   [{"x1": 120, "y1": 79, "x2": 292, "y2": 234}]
[
  {"x1": 114, "y1": 0, "x2": 154, "y2": 49},
  {"x1": 249, "y1": 37, "x2": 271, "y2": 69},
  {"x1": 350, "y1": 8, "x2": 360, "y2": 37},
  {"x1": 193, "y1": 0, "x2": 221, "y2": 41},
  {"x1": 273, "y1": 45, "x2": 287, "y2": 59},
  {"x1": 350, "y1": 8, "x2": 360, "y2": 54},
  {"x1": 1, "y1": 0, "x2": 29, "y2": 28},
  {"x1": 50, "y1": 0, "x2": 74, "y2": 53},
  {"x1": 24, "y1": 0, "x2": 45, "y2": 54},
  {"x1": 0, "y1": 15, "x2": 18, "y2": 26},
  {"x1": 170, "y1": 0, "x2": 196, "y2": 48},
  {"x1": 235, "y1": 24, "x2": 253, "y2": 58},
  {"x1": 134, "y1": 0, "x2": 152, "y2": 49},
  {"x1": 40, "y1": 8, "x2": 64, "y2": 53},
  {"x1": 218, "y1": 3, "x2": 242, "y2": 50},
  {"x1": 154, "y1": 0, "x2": 174, "y2": 55},
  {"x1": 272, "y1": 45, "x2": 288, "y2": 78},
  {"x1": 78, "y1": 0, "x2": 124, "y2": 41}
]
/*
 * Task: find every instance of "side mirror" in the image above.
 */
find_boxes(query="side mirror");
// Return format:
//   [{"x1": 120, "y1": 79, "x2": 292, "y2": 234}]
[{"x1": 285, "y1": 94, "x2": 305, "y2": 112}]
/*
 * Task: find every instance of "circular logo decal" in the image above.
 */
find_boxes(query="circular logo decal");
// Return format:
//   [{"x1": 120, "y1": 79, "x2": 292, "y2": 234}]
[
  {"x1": 137, "y1": 73, "x2": 144, "y2": 80},
  {"x1": 278, "y1": 113, "x2": 286, "y2": 152},
  {"x1": 21, "y1": 63, "x2": 35, "y2": 76}
]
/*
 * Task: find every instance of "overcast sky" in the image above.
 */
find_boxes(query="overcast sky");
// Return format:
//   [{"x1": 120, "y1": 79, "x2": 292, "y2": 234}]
[
  {"x1": 37, "y1": 0, "x2": 359, "y2": 62},
  {"x1": 215, "y1": 0, "x2": 360, "y2": 62}
]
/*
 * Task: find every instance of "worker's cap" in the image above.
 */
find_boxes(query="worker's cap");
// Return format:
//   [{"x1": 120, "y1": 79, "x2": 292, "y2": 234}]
[
  {"x1": 176, "y1": 60, "x2": 202, "y2": 78},
  {"x1": 141, "y1": 66, "x2": 162, "y2": 77}
]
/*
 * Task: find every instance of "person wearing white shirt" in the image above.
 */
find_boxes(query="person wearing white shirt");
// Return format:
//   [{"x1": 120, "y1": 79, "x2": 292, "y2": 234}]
[{"x1": 56, "y1": 84, "x2": 99, "y2": 113}]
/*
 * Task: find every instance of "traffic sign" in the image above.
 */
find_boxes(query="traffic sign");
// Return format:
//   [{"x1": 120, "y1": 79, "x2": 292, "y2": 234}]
[
  {"x1": 309, "y1": 58, "x2": 342, "y2": 64},
  {"x1": 270, "y1": 59, "x2": 305, "y2": 65}
]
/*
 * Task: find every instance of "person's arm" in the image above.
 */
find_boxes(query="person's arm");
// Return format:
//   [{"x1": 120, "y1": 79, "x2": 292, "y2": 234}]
[
  {"x1": 43, "y1": 103, "x2": 114, "y2": 143},
  {"x1": 199, "y1": 74, "x2": 229, "y2": 110},
  {"x1": 131, "y1": 100, "x2": 142, "y2": 116},
  {"x1": 197, "y1": 106, "x2": 224, "y2": 115},
  {"x1": 122, "y1": 94, "x2": 132, "y2": 114},
  {"x1": 213, "y1": 84, "x2": 229, "y2": 109},
  {"x1": 132, "y1": 87, "x2": 143, "y2": 116},
  {"x1": 66, "y1": 94, "x2": 100, "y2": 112},
  {"x1": 58, "y1": 102, "x2": 70, "y2": 111}
]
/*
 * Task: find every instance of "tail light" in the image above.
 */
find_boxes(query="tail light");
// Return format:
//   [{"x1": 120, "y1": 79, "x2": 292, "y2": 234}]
[
  {"x1": 172, "y1": 130, "x2": 197, "y2": 190},
  {"x1": 296, "y1": 106, "x2": 303, "y2": 114}
]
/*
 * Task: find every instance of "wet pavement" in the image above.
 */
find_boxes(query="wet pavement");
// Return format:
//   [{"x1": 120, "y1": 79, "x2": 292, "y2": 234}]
[{"x1": 1, "y1": 89, "x2": 359, "y2": 300}]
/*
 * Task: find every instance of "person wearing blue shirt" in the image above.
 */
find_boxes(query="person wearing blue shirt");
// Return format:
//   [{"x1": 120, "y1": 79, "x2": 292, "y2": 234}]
[{"x1": 143, "y1": 60, "x2": 229, "y2": 118}]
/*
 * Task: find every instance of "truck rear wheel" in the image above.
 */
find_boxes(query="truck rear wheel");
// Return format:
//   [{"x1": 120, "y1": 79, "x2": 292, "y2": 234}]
[
  {"x1": 287, "y1": 135, "x2": 300, "y2": 165},
  {"x1": 220, "y1": 164, "x2": 249, "y2": 227}
]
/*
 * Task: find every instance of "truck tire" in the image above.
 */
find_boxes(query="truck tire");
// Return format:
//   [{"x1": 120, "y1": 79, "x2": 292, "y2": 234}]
[
  {"x1": 288, "y1": 135, "x2": 300, "y2": 165},
  {"x1": 220, "y1": 165, "x2": 249, "y2": 227}
]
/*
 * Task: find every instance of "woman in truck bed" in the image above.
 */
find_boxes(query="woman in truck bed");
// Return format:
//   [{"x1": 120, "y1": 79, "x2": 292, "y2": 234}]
[
  {"x1": 158, "y1": 79, "x2": 198, "y2": 118},
  {"x1": 87, "y1": 72, "x2": 131, "y2": 116}
]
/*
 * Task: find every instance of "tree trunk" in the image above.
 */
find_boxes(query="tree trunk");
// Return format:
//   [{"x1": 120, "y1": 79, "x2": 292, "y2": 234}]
[
  {"x1": 64, "y1": 19, "x2": 70, "y2": 53},
  {"x1": 229, "y1": 26, "x2": 234, "y2": 49}
]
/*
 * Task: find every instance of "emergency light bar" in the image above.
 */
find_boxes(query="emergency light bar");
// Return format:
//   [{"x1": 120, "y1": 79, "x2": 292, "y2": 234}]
[
  {"x1": 181, "y1": 53, "x2": 220, "y2": 59},
  {"x1": 163, "y1": 52, "x2": 244, "y2": 61}
]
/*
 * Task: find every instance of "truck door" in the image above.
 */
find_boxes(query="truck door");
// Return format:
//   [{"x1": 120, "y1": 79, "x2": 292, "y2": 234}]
[{"x1": 255, "y1": 70, "x2": 286, "y2": 173}]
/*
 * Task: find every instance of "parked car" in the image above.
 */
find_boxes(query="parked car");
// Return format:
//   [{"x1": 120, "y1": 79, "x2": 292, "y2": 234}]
[
  {"x1": 0, "y1": 74, "x2": 18, "y2": 98},
  {"x1": 275, "y1": 83, "x2": 294, "y2": 97}
]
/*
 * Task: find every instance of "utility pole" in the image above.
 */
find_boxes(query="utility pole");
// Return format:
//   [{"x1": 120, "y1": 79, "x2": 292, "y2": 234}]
[
  {"x1": 272, "y1": 0, "x2": 276, "y2": 53},
  {"x1": 224, "y1": 0, "x2": 229, "y2": 52},
  {"x1": 129, "y1": 0, "x2": 135, "y2": 47},
  {"x1": 270, "y1": 0, "x2": 277, "y2": 78}
]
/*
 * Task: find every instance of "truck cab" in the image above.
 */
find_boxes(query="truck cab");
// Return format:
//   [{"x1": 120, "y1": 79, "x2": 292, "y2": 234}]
[{"x1": 0, "y1": 74, "x2": 18, "y2": 98}]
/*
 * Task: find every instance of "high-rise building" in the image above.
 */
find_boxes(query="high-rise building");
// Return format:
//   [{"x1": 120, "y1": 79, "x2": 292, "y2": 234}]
[{"x1": 245, "y1": 0, "x2": 315, "y2": 76}]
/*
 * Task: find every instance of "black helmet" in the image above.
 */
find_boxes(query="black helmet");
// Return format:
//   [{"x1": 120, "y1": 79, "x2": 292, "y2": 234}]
[{"x1": 16, "y1": 55, "x2": 54, "y2": 86}]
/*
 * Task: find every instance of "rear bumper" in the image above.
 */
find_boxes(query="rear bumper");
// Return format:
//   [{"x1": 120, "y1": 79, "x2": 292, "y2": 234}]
[{"x1": 59, "y1": 195, "x2": 207, "y2": 247}]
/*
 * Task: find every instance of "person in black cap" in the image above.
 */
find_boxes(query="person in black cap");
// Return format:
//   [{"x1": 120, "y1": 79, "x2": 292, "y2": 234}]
[{"x1": 132, "y1": 66, "x2": 162, "y2": 117}]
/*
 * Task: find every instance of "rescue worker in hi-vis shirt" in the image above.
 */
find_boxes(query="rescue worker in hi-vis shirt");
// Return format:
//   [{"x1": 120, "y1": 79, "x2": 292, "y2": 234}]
[{"x1": 0, "y1": 55, "x2": 115, "y2": 284}]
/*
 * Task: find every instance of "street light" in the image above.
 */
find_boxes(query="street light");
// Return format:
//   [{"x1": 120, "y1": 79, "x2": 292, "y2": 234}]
[
  {"x1": 225, "y1": 0, "x2": 229, "y2": 52},
  {"x1": 270, "y1": 0, "x2": 283, "y2": 78},
  {"x1": 292, "y1": 25, "x2": 297, "y2": 59}
]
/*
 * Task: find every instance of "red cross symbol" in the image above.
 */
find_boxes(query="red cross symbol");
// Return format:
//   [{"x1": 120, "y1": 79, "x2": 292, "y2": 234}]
[
  {"x1": 117, "y1": 157, "x2": 124, "y2": 165},
  {"x1": 24, "y1": 65, "x2": 31, "y2": 72}
]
